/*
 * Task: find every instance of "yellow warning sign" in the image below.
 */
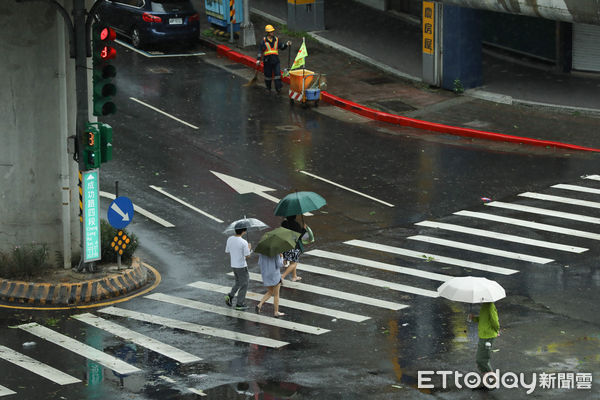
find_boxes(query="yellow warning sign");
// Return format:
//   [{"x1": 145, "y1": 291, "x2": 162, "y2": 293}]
[{"x1": 423, "y1": 2, "x2": 435, "y2": 55}]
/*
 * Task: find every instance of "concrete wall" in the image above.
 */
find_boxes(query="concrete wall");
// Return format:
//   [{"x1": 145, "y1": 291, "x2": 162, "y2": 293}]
[
  {"x1": 0, "y1": 0, "x2": 80, "y2": 266},
  {"x1": 441, "y1": 0, "x2": 600, "y2": 25},
  {"x1": 355, "y1": 0, "x2": 388, "y2": 11}
]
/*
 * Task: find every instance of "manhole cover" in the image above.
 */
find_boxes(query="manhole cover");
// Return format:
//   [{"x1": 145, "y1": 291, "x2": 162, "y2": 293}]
[
  {"x1": 361, "y1": 76, "x2": 396, "y2": 85},
  {"x1": 275, "y1": 125, "x2": 301, "y2": 131},
  {"x1": 367, "y1": 99, "x2": 415, "y2": 113},
  {"x1": 148, "y1": 67, "x2": 173, "y2": 74}
]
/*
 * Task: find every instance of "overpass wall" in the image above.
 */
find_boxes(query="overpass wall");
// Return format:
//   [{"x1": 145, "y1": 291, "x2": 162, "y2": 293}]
[{"x1": 0, "y1": 0, "x2": 80, "y2": 265}]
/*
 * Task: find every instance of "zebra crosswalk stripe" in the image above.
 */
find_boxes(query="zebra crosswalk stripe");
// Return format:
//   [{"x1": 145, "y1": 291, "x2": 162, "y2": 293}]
[
  {"x1": 486, "y1": 201, "x2": 600, "y2": 225},
  {"x1": 519, "y1": 192, "x2": 600, "y2": 210},
  {"x1": 584, "y1": 175, "x2": 600, "y2": 181},
  {"x1": 17, "y1": 323, "x2": 141, "y2": 375},
  {"x1": 304, "y1": 250, "x2": 450, "y2": 283},
  {"x1": 296, "y1": 262, "x2": 441, "y2": 297},
  {"x1": 415, "y1": 220, "x2": 587, "y2": 253},
  {"x1": 407, "y1": 235, "x2": 554, "y2": 264},
  {"x1": 455, "y1": 210, "x2": 600, "y2": 241},
  {"x1": 187, "y1": 281, "x2": 370, "y2": 322},
  {"x1": 239, "y1": 272, "x2": 409, "y2": 311},
  {"x1": 0, "y1": 345, "x2": 80, "y2": 385},
  {"x1": 552, "y1": 183, "x2": 600, "y2": 195},
  {"x1": 145, "y1": 293, "x2": 330, "y2": 335},
  {"x1": 72, "y1": 313, "x2": 202, "y2": 364},
  {"x1": 0, "y1": 385, "x2": 15, "y2": 397},
  {"x1": 98, "y1": 306, "x2": 288, "y2": 349},
  {"x1": 344, "y1": 240, "x2": 519, "y2": 275}
]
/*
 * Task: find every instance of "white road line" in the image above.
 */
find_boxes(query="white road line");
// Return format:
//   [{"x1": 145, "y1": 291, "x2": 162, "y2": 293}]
[
  {"x1": 145, "y1": 293, "x2": 330, "y2": 335},
  {"x1": 129, "y1": 97, "x2": 199, "y2": 129},
  {"x1": 240, "y1": 272, "x2": 409, "y2": 311},
  {"x1": 344, "y1": 240, "x2": 519, "y2": 275},
  {"x1": 0, "y1": 345, "x2": 80, "y2": 385},
  {"x1": 415, "y1": 220, "x2": 587, "y2": 253},
  {"x1": 149, "y1": 185, "x2": 224, "y2": 223},
  {"x1": 455, "y1": 210, "x2": 600, "y2": 241},
  {"x1": 299, "y1": 170, "x2": 394, "y2": 207},
  {"x1": 98, "y1": 306, "x2": 288, "y2": 349},
  {"x1": 519, "y1": 192, "x2": 600, "y2": 210},
  {"x1": 17, "y1": 323, "x2": 141, "y2": 375},
  {"x1": 297, "y1": 262, "x2": 440, "y2": 297},
  {"x1": 407, "y1": 235, "x2": 554, "y2": 264},
  {"x1": 99, "y1": 191, "x2": 175, "y2": 228},
  {"x1": 552, "y1": 184, "x2": 600, "y2": 195},
  {"x1": 187, "y1": 281, "x2": 370, "y2": 322},
  {"x1": 115, "y1": 39, "x2": 205, "y2": 58},
  {"x1": 0, "y1": 385, "x2": 15, "y2": 397},
  {"x1": 159, "y1": 375, "x2": 177, "y2": 383},
  {"x1": 304, "y1": 250, "x2": 451, "y2": 284},
  {"x1": 487, "y1": 201, "x2": 600, "y2": 225},
  {"x1": 584, "y1": 175, "x2": 600, "y2": 181},
  {"x1": 72, "y1": 313, "x2": 201, "y2": 364}
]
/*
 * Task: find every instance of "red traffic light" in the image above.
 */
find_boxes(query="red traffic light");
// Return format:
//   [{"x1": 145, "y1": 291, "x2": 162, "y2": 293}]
[
  {"x1": 100, "y1": 27, "x2": 116, "y2": 41},
  {"x1": 100, "y1": 45, "x2": 117, "y2": 60}
]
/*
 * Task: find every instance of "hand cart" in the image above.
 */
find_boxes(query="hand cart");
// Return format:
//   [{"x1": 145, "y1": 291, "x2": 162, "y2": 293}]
[{"x1": 288, "y1": 69, "x2": 325, "y2": 108}]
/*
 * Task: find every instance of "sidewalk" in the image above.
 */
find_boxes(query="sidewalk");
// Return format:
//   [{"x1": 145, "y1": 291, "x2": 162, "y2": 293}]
[
  {"x1": 203, "y1": 0, "x2": 600, "y2": 152},
  {"x1": 251, "y1": 0, "x2": 600, "y2": 112}
]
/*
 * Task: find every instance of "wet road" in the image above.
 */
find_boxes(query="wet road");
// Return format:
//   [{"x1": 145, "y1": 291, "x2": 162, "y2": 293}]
[{"x1": 1, "y1": 43, "x2": 599, "y2": 399}]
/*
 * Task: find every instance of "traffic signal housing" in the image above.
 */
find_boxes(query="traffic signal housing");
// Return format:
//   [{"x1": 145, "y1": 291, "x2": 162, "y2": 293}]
[
  {"x1": 83, "y1": 122, "x2": 101, "y2": 170},
  {"x1": 99, "y1": 123, "x2": 113, "y2": 163},
  {"x1": 92, "y1": 25, "x2": 117, "y2": 116}
]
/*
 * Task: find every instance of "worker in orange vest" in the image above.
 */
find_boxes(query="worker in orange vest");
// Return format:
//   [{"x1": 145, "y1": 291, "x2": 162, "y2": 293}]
[{"x1": 256, "y1": 25, "x2": 291, "y2": 93}]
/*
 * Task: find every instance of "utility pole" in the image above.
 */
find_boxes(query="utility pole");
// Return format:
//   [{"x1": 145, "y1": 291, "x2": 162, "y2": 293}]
[{"x1": 240, "y1": 0, "x2": 256, "y2": 47}]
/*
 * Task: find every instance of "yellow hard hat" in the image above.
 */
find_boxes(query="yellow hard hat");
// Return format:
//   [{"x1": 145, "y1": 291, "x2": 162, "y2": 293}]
[{"x1": 265, "y1": 24, "x2": 275, "y2": 32}]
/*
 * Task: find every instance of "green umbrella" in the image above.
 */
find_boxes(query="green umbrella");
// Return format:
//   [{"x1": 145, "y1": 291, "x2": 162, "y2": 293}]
[
  {"x1": 254, "y1": 227, "x2": 301, "y2": 257},
  {"x1": 274, "y1": 191, "x2": 326, "y2": 217}
]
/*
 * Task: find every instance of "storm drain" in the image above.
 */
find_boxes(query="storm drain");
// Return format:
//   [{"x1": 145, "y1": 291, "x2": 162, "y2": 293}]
[
  {"x1": 225, "y1": 64, "x2": 247, "y2": 70},
  {"x1": 365, "y1": 99, "x2": 416, "y2": 113}
]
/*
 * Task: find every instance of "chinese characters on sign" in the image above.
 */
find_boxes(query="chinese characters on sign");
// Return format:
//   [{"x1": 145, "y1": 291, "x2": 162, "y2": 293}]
[
  {"x1": 423, "y1": 1, "x2": 435, "y2": 55},
  {"x1": 83, "y1": 170, "x2": 101, "y2": 262}
]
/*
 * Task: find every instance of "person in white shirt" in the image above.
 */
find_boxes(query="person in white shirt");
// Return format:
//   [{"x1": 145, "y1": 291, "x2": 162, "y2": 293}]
[{"x1": 225, "y1": 226, "x2": 252, "y2": 310}]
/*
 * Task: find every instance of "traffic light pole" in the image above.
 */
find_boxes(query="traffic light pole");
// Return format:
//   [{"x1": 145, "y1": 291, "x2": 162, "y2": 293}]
[{"x1": 74, "y1": 0, "x2": 95, "y2": 272}]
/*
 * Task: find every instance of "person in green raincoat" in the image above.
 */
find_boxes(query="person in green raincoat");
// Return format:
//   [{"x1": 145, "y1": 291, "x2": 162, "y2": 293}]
[{"x1": 469, "y1": 302, "x2": 500, "y2": 375}]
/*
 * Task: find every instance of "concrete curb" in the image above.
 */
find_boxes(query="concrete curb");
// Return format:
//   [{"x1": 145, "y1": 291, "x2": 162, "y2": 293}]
[
  {"x1": 203, "y1": 39, "x2": 600, "y2": 153},
  {"x1": 0, "y1": 258, "x2": 149, "y2": 306}
]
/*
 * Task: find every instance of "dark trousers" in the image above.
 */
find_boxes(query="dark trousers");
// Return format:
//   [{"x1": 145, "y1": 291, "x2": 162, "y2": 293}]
[
  {"x1": 229, "y1": 267, "x2": 249, "y2": 305},
  {"x1": 476, "y1": 338, "x2": 494, "y2": 374},
  {"x1": 263, "y1": 60, "x2": 282, "y2": 91}
]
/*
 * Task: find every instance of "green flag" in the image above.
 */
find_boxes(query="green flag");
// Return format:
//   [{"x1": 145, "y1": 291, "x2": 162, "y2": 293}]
[{"x1": 291, "y1": 38, "x2": 308, "y2": 70}]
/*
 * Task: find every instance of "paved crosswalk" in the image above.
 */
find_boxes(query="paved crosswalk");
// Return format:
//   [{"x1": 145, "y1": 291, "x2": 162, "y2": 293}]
[{"x1": 4, "y1": 175, "x2": 600, "y2": 396}]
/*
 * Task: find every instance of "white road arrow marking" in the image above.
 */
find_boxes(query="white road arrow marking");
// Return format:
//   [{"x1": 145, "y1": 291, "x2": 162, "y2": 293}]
[
  {"x1": 110, "y1": 202, "x2": 130, "y2": 222},
  {"x1": 211, "y1": 171, "x2": 280, "y2": 203},
  {"x1": 211, "y1": 171, "x2": 314, "y2": 215}
]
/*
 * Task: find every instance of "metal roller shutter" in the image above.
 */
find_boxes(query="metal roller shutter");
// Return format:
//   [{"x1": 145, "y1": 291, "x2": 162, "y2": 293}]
[{"x1": 572, "y1": 23, "x2": 600, "y2": 72}]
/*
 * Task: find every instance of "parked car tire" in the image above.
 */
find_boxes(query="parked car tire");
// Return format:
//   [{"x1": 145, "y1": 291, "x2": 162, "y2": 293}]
[{"x1": 131, "y1": 27, "x2": 143, "y2": 48}]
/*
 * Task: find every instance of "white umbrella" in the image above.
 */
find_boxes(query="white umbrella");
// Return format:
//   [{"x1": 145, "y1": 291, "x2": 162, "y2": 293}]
[
  {"x1": 222, "y1": 217, "x2": 269, "y2": 236},
  {"x1": 437, "y1": 276, "x2": 506, "y2": 304}
]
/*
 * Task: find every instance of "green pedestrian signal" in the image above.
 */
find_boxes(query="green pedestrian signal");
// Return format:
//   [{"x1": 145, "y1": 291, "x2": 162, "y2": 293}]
[
  {"x1": 83, "y1": 122, "x2": 101, "y2": 170},
  {"x1": 92, "y1": 24, "x2": 117, "y2": 116}
]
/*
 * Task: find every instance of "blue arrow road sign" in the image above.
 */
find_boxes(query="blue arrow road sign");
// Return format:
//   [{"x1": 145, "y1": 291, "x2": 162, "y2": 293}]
[{"x1": 108, "y1": 196, "x2": 134, "y2": 229}]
